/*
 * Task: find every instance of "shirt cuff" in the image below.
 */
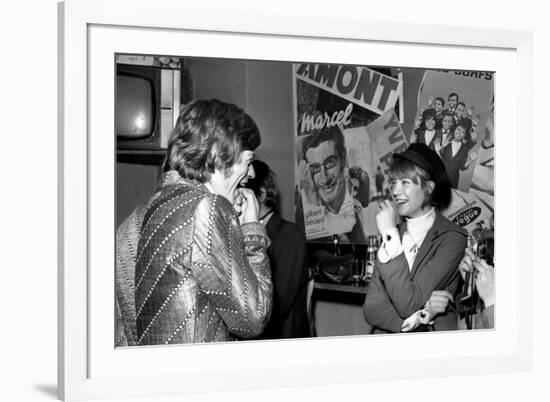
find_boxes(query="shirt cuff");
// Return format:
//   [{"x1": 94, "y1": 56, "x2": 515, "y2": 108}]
[
  {"x1": 377, "y1": 228, "x2": 402, "y2": 263},
  {"x1": 401, "y1": 307, "x2": 433, "y2": 332}
]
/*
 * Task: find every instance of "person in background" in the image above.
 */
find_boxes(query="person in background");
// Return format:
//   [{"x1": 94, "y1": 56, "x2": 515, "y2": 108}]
[
  {"x1": 418, "y1": 247, "x2": 495, "y2": 330},
  {"x1": 470, "y1": 113, "x2": 481, "y2": 144},
  {"x1": 246, "y1": 160, "x2": 311, "y2": 339},
  {"x1": 375, "y1": 166, "x2": 385, "y2": 198},
  {"x1": 350, "y1": 176, "x2": 360, "y2": 199},
  {"x1": 411, "y1": 109, "x2": 441, "y2": 151},
  {"x1": 348, "y1": 166, "x2": 370, "y2": 207},
  {"x1": 413, "y1": 106, "x2": 436, "y2": 133},
  {"x1": 363, "y1": 143, "x2": 467, "y2": 333},
  {"x1": 132, "y1": 99, "x2": 272, "y2": 345},
  {"x1": 436, "y1": 122, "x2": 478, "y2": 189},
  {"x1": 434, "y1": 97, "x2": 445, "y2": 114},
  {"x1": 433, "y1": 97, "x2": 445, "y2": 129},
  {"x1": 471, "y1": 111, "x2": 494, "y2": 195},
  {"x1": 454, "y1": 101, "x2": 473, "y2": 138},
  {"x1": 454, "y1": 101, "x2": 466, "y2": 121},
  {"x1": 458, "y1": 248, "x2": 495, "y2": 329},
  {"x1": 440, "y1": 112, "x2": 455, "y2": 143},
  {"x1": 443, "y1": 92, "x2": 459, "y2": 116}
]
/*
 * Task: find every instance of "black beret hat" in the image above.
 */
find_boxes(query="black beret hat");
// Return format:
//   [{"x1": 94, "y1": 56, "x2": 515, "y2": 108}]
[{"x1": 392, "y1": 143, "x2": 452, "y2": 209}]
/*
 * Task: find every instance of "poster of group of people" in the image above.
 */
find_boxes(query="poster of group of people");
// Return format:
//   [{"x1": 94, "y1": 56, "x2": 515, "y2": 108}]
[{"x1": 293, "y1": 63, "x2": 495, "y2": 242}]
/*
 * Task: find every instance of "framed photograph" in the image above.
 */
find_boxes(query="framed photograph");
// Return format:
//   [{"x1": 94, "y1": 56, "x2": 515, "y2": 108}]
[{"x1": 58, "y1": 0, "x2": 532, "y2": 400}]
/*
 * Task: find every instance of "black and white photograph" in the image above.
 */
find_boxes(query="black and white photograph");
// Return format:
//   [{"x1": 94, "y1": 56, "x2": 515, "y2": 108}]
[
  {"x1": 5, "y1": 0, "x2": 547, "y2": 401},
  {"x1": 115, "y1": 54, "x2": 495, "y2": 346}
]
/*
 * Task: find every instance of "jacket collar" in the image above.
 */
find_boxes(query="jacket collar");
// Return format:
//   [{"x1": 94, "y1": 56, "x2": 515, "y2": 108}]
[
  {"x1": 158, "y1": 170, "x2": 208, "y2": 192},
  {"x1": 265, "y1": 212, "x2": 282, "y2": 240},
  {"x1": 397, "y1": 212, "x2": 465, "y2": 276}
]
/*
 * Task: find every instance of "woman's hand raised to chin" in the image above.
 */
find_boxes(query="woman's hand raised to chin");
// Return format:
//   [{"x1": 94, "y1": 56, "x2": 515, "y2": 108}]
[{"x1": 376, "y1": 199, "x2": 398, "y2": 233}]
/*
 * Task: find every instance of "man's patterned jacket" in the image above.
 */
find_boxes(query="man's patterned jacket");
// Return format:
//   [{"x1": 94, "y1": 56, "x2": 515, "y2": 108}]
[{"x1": 115, "y1": 171, "x2": 272, "y2": 346}]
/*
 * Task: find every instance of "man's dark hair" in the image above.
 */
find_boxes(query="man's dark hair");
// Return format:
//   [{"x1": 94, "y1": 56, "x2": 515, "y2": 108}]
[
  {"x1": 448, "y1": 92, "x2": 459, "y2": 101},
  {"x1": 434, "y1": 97, "x2": 445, "y2": 107},
  {"x1": 301, "y1": 126, "x2": 346, "y2": 163},
  {"x1": 422, "y1": 108, "x2": 438, "y2": 121},
  {"x1": 246, "y1": 160, "x2": 280, "y2": 212},
  {"x1": 162, "y1": 99, "x2": 261, "y2": 182}
]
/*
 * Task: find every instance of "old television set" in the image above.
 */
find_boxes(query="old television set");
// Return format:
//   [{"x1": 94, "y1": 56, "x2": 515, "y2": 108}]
[{"x1": 116, "y1": 54, "x2": 184, "y2": 150}]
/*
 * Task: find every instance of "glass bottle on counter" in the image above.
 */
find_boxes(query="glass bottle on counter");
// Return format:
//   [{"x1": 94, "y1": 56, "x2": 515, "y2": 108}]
[{"x1": 365, "y1": 235, "x2": 378, "y2": 283}]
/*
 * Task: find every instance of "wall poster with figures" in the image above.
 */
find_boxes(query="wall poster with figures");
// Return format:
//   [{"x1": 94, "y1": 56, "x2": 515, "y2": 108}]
[{"x1": 293, "y1": 63, "x2": 495, "y2": 243}]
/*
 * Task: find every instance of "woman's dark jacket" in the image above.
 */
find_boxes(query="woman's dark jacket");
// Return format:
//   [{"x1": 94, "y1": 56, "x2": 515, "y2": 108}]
[{"x1": 364, "y1": 213, "x2": 467, "y2": 333}]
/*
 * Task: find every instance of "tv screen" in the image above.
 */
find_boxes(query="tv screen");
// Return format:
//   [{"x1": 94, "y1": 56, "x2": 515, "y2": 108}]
[{"x1": 116, "y1": 73, "x2": 156, "y2": 138}]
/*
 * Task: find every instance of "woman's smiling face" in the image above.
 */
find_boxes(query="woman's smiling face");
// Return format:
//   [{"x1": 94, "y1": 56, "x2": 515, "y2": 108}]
[
  {"x1": 442, "y1": 115, "x2": 454, "y2": 131},
  {"x1": 389, "y1": 163, "x2": 435, "y2": 219},
  {"x1": 454, "y1": 126, "x2": 466, "y2": 141},
  {"x1": 425, "y1": 117, "x2": 436, "y2": 130},
  {"x1": 391, "y1": 176, "x2": 429, "y2": 218}
]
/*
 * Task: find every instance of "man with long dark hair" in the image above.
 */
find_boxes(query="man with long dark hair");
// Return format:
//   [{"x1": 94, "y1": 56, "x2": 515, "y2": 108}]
[{"x1": 247, "y1": 160, "x2": 312, "y2": 339}]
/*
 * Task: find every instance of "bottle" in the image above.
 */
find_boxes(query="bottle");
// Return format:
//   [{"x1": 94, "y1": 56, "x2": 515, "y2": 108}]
[
  {"x1": 333, "y1": 234, "x2": 339, "y2": 256},
  {"x1": 365, "y1": 236, "x2": 377, "y2": 282},
  {"x1": 376, "y1": 233, "x2": 382, "y2": 249}
]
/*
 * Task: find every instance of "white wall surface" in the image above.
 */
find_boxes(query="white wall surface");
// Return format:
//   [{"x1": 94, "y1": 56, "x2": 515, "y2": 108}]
[{"x1": 0, "y1": 0, "x2": 547, "y2": 401}]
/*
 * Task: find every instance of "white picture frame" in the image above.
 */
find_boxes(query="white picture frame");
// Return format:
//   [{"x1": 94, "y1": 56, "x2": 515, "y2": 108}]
[{"x1": 58, "y1": 0, "x2": 533, "y2": 400}]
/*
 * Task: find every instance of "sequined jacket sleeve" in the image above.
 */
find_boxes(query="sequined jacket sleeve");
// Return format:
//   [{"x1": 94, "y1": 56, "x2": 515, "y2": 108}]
[{"x1": 190, "y1": 194, "x2": 272, "y2": 338}]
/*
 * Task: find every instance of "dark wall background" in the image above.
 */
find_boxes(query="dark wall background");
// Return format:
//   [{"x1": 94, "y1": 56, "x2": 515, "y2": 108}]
[{"x1": 116, "y1": 58, "x2": 296, "y2": 226}]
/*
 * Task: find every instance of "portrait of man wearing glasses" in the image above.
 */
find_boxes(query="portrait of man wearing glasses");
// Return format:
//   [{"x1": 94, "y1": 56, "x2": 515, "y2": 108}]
[{"x1": 295, "y1": 126, "x2": 367, "y2": 244}]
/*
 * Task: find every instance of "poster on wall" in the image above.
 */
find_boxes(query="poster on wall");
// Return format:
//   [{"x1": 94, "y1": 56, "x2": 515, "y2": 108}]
[
  {"x1": 410, "y1": 70, "x2": 495, "y2": 233},
  {"x1": 293, "y1": 64, "x2": 495, "y2": 240},
  {"x1": 293, "y1": 63, "x2": 403, "y2": 242}
]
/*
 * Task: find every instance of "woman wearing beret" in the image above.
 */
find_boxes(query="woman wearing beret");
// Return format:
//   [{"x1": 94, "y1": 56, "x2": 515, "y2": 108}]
[{"x1": 363, "y1": 143, "x2": 467, "y2": 333}]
